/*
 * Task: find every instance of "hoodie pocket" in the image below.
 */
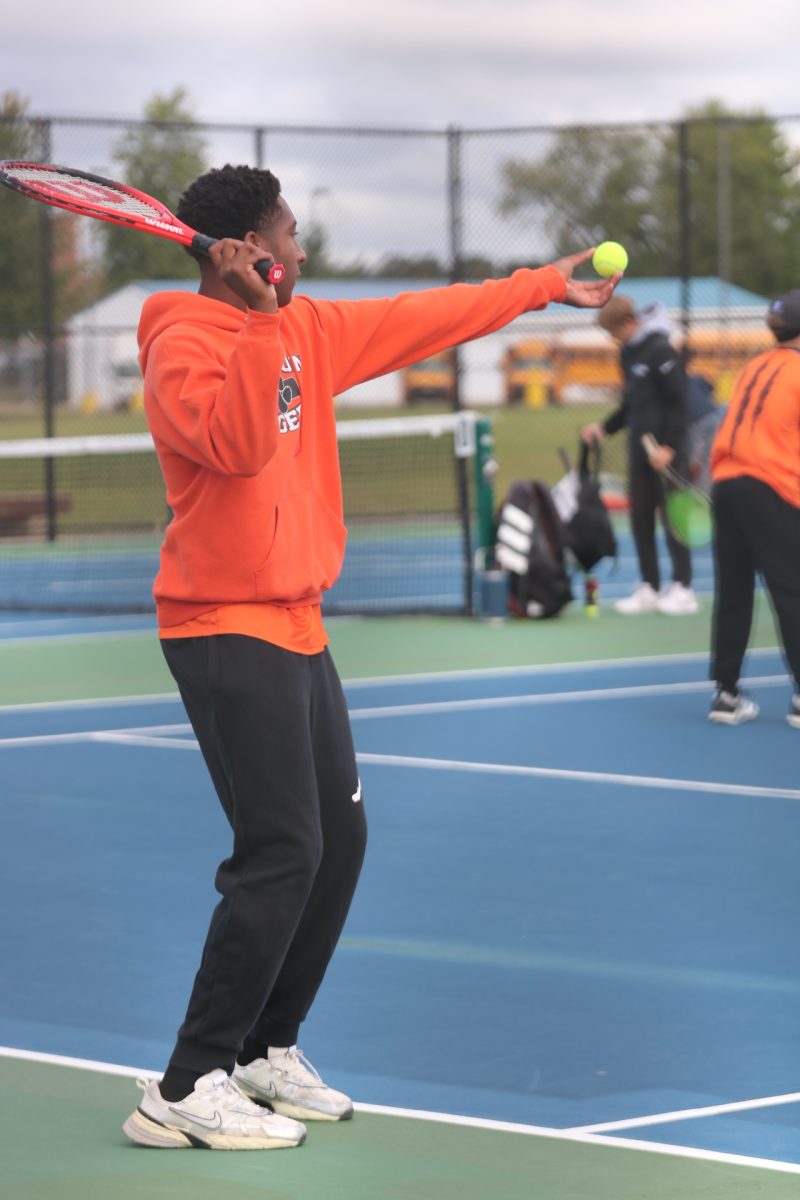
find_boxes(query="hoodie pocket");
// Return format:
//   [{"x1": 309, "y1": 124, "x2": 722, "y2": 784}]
[{"x1": 254, "y1": 487, "x2": 346, "y2": 602}]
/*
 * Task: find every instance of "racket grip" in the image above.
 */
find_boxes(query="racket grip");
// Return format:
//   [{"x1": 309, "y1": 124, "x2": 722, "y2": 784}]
[{"x1": 191, "y1": 233, "x2": 285, "y2": 285}]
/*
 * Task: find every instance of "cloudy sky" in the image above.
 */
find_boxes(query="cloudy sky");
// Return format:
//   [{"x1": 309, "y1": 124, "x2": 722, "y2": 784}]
[{"x1": 5, "y1": 0, "x2": 800, "y2": 130}]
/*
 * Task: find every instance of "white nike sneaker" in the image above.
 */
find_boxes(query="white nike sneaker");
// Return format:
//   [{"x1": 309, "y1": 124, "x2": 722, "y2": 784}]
[
  {"x1": 613, "y1": 583, "x2": 659, "y2": 615},
  {"x1": 708, "y1": 688, "x2": 759, "y2": 725},
  {"x1": 122, "y1": 1068, "x2": 307, "y2": 1149},
  {"x1": 656, "y1": 583, "x2": 700, "y2": 615},
  {"x1": 234, "y1": 1048, "x2": 353, "y2": 1121}
]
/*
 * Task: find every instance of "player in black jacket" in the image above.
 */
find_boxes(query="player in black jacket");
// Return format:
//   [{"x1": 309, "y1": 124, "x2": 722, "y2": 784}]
[{"x1": 582, "y1": 295, "x2": 698, "y2": 616}]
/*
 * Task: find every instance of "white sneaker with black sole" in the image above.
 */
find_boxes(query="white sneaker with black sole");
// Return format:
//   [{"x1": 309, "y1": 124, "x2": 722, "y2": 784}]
[
  {"x1": 788, "y1": 694, "x2": 800, "y2": 729},
  {"x1": 613, "y1": 583, "x2": 659, "y2": 615},
  {"x1": 234, "y1": 1047, "x2": 354, "y2": 1121},
  {"x1": 708, "y1": 688, "x2": 759, "y2": 725},
  {"x1": 122, "y1": 1068, "x2": 307, "y2": 1149}
]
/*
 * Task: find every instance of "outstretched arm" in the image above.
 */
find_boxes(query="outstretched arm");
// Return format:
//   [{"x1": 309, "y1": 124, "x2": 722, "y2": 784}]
[{"x1": 316, "y1": 253, "x2": 621, "y2": 395}]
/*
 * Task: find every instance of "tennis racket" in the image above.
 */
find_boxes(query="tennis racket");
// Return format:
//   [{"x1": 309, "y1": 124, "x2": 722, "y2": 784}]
[
  {"x1": 0, "y1": 161, "x2": 285, "y2": 285},
  {"x1": 641, "y1": 433, "x2": 713, "y2": 548}
]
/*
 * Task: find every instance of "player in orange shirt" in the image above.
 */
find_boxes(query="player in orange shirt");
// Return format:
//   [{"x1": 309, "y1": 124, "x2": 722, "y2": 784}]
[
  {"x1": 708, "y1": 290, "x2": 800, "y2": 726},
  {"x1": 122, "y1": 163, "x2": 621, "y2": 1151}
]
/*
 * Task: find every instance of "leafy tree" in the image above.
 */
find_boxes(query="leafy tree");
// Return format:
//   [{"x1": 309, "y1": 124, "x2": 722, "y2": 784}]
[
  {"x1": 499, "y1": 124, "x2": 670, "y2": 274},
  {"x1": 0, "y1": 92, "x2": 98, "y2": 336},
  {"x1": 498, "y1": 101, "x2": 800, "y2": 294},
  {"x1": 0, "y1": 92, "x2": 48, "y2": 330},
  {"x1": 103, "y1": 88, "x2": 208, "y2": 290},
  {"x1": 660, "y1": 101, "x2": 800, "y2": 297}
]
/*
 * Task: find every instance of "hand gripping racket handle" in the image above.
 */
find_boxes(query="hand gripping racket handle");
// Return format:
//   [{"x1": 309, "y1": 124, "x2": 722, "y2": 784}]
[
  {"x1": 190, "y1": 234, "x2": 285, "y2": 286},
  {"x1": 641, "y1": 433, "x2": 682, "y2": 487}
]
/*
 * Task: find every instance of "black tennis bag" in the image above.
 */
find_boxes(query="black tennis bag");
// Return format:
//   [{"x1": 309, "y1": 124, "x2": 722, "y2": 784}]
[
  {"x1": 553, "y1": 442, "x2": 617, "y2": 572},
  {"x1": 494, "y1": 480, "x2": 573, "y2": 619}
]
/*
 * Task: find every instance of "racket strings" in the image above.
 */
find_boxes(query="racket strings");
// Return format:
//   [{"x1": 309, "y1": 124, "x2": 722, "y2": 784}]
[{"x1": 4, "y1": 166, "x2": 169, "y2": 222}]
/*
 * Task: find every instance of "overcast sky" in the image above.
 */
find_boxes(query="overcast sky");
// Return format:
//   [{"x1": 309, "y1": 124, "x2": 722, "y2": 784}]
[{"x1": 5, "y1": 0, "x2": 800, "y2": 131}]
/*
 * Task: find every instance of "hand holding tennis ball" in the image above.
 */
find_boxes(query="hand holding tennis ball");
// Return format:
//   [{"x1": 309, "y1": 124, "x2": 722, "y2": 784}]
[{"x1": 592, "y1": 241, "x2": 628, "y2": 277}]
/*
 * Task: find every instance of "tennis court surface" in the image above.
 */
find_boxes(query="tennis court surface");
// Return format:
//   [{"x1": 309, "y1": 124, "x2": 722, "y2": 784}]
[{"x1": 1, "y1": 600, "x2": 798, "y2": 1199}]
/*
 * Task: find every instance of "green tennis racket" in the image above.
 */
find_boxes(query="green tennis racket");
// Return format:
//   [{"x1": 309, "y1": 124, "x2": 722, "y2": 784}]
[{"x1": 641, "y1": 434, "x2": 713, "y2": 548}]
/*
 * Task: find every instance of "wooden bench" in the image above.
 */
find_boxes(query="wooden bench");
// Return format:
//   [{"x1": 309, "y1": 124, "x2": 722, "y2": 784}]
[{"x1": 0, "y1": 492, "x2": 73, "y2": 537}]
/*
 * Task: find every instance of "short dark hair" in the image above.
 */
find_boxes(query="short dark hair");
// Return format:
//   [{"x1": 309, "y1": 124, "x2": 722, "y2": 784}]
[
  {"x1": 176, "y1": 164, "x2": 282, "y2": 251},
  {"x1": 596, "y1": 294, "x2": 636, "y2": 333}
]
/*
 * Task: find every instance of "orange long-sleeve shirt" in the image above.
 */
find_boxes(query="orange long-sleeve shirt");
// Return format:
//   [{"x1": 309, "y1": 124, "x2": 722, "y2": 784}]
[
  {"x1": 139, "y1": 267, "x2": 568, "y2": 642},
  {"x1": 711, "y1": 346, "x2": 800, "y2": 507}
]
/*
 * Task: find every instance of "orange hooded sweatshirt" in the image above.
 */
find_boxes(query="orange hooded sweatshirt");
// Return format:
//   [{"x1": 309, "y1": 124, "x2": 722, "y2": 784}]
[
  {"x1": 138, "y1": 267, "x2": 568, "y2": 631},
  {"x1": 711, "y1": 346, "x2": 800, "y2": 507}
]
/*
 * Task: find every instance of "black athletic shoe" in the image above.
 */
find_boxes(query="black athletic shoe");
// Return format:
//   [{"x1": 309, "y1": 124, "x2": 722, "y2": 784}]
[{"x1": 708, "y1": 688, "x2": 759, "y2": 725}]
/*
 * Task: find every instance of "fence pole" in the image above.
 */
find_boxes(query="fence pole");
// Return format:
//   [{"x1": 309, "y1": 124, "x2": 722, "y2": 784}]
[
  {"x1": 38, "y1": 117, "x2": 58, "y2": 541},
  {"x1": 447, "y1": 126, "x2": 474, "y2": 614},
  {"x1": 254, "y1": 126, "x2": 266, "y2": 168},
  {"x1": 447, "y1": 122, "x2": 465, "y2": 413},
  {"x1": 677, "y1": 120, "x2": 692, "y2": 357}
]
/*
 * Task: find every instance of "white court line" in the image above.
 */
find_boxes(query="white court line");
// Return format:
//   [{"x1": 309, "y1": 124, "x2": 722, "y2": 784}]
[
  {"x1": 355, "y1": 752, "x2": 800, "y2": 801},
  {"x1": 568, "y1": 1090, "x2": 800, "y2": 1133},
  {"x1": 92, "y1": 731, "x2": 197, "y2": 750},
  {"x1": 1, "y1": 1046, "x2": 798, "y2": 1176},
  {"x1": 349, "y1": 673, "x2": 788, "y2": 719},
  {"x1": 0, "y1": 724, "x2": 191, "y2": 749},
  {"x1": 341, "y1": 645, "x2": 782, "y2": 689},
  {"x1": 1, "y1": 722, "x2": 797, "y2": 801}
]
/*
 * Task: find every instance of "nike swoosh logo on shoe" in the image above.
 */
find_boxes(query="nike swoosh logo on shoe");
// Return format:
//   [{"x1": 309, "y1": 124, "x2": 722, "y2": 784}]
[
  {"x1": 169, "y1": 1107, "x2": 223, "y2": 1130},
  {"x1": 352, "y1": 779, "x2": 362, "y2": 803}
]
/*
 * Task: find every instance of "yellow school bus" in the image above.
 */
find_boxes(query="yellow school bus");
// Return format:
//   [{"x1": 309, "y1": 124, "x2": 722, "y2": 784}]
[
  {"x1": 682, "y1": 327, "x2": 773, "y2": 402},
  {"x1": 500, "y1": 338, "x2": 556, "y2": 407},
  {"x1": 501, "y1": 325, "x2": 775, "y2": 406},
  {"x1": 403, "y1": 349, "x2": 458, "y2": 405},
  {"x1": 502, "y1": 335, "x2": 619, "y2": 406}
]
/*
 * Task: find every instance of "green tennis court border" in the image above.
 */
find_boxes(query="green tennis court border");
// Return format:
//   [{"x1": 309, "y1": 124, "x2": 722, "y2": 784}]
[
  {"x1": 3, "y1": 1052, "x2": 800, "y2": 1200},
  {"x1": 0, "y1": 593, "x2": 782, "y2": 707}
]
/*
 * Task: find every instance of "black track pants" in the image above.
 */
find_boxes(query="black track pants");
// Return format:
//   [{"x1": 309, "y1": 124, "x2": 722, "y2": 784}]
[
  {"x1": 711, "y1": 476, "x2": 800, "y2": 694},
  {"x1": 628, "y1": 456, "x2": 693, "y2": 590},
  {"x1": 160, "y1": 635, "x2": 367, "y2": 1078}
]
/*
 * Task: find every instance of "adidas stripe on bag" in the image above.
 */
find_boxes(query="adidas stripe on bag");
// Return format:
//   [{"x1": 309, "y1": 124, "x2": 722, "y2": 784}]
[{"x1": 495, "y1": 481, "x2": 573, "y2": 619}]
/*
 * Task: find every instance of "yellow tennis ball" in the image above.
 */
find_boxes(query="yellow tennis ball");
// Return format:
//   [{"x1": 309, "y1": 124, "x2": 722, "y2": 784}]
[{"x1": 592, "y1": 241, "x2": 628, "y2": 277}]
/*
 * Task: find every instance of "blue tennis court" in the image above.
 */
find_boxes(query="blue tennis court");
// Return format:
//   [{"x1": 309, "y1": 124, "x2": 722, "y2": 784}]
[{"x1": 1, "y1": 636, "x2": 798, "y2": 1189}]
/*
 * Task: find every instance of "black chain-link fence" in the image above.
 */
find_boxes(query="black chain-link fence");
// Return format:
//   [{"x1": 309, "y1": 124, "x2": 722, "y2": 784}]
[{"x1": 2, "y1": 111, "x2": 800, "y2": 492}]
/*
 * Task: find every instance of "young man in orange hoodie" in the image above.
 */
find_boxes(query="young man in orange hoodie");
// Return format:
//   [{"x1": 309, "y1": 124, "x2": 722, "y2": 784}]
[
  {"x1": 707, "y1": 290, "x2": 800, "y2": 726},
  {"x1": 123, "y1": 163, "x2": 620, "y2": 1151}
]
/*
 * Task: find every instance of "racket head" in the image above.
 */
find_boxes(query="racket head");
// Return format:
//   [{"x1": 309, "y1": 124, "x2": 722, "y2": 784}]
[
  {"x1": 665, "y1": 487, "x2": 713, "y2": 548},
  {"x1": 0, "y1": 161, "x2": 193, "y2": 245}
]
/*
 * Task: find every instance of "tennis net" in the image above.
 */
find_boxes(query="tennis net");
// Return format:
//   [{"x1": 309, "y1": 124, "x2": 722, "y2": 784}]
[{"x1": 0, "y1": 412, "x2": 492, "y2": 615}]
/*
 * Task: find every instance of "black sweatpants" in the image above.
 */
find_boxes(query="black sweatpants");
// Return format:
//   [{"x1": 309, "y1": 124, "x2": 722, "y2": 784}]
[
  {"x1": 711, "y1": 476, "x2": 800, "y2": 694},
  {"x1": 160, "y1": 635, "x2": 367, "y2": 1080},
  {"x1": 628, "y1": 454, "x2": 692, "y2": 589}
]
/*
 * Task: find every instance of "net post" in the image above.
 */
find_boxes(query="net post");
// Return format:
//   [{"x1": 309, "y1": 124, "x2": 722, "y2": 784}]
[{"x1": 474, "y1": 416, "x2": 496, "y2": 557}]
